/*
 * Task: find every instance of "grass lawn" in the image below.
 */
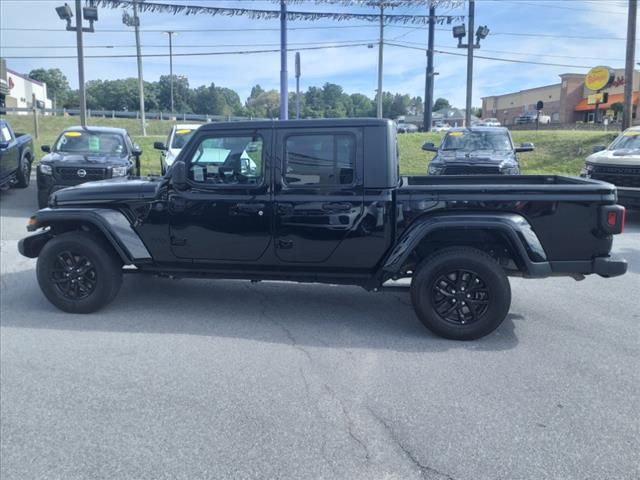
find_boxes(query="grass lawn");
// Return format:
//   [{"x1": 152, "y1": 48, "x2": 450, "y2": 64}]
[{"x1": 2, "y1": 114, "x2": 619, "y2": 176}]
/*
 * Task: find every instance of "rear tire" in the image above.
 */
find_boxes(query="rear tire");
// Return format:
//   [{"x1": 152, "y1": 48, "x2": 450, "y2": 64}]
[
  {"x1": 36, "y1": 231, "x2": 123, "y2": 313},
  {"x1": 410, "y1": 247, "x2": 511, "y2": 340},
  {"x1": 15, "y1": 155, "x2": 31, "y2": 188}
]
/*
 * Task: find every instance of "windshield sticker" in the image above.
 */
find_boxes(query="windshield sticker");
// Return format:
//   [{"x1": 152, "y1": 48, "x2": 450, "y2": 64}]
[
  {"x1": 176, "y1": 129, "x2": 193, "y2": 135},
  {"x1": 448, "y1": 131, "x2": 464, "y2": 137},
  {"x1": 64, "y1": 131, "x2": 82, "y2": 137},
  {"x1": 88, "y1": 136, "x2": 101, "y2": 151},
  {"x1": 623, "y1": 131, "x2": 640, "y2": 136}
]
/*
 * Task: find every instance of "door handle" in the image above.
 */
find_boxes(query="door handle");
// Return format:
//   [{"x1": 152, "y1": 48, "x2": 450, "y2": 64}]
[
  {"x1": 322, "y1": 202, "x2": 352, "y2": 212},
  {"x1": 235, "y1": 203, "x2": 265, "y2": 214}
]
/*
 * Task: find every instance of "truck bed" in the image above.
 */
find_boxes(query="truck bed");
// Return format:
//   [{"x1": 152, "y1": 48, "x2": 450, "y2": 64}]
[{"x1": 402, "y1": 174, "x2": 616, "y2": 196}]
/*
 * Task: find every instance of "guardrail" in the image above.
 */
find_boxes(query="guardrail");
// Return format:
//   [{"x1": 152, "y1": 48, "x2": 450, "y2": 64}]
[{"x1": 0, "y1": 107, "x2": 266, "y2": 123}]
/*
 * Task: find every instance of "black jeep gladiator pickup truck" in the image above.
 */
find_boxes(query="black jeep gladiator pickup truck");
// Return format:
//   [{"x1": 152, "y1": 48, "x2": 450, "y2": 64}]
[{"x1": 18, "y1": 119, "x2": 627, "y2": 340}]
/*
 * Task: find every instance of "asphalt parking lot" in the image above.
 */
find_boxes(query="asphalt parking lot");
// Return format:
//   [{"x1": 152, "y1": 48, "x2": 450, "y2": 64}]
[{"x1": 1, "y1": 180, "x2": 639, "y2": 480}]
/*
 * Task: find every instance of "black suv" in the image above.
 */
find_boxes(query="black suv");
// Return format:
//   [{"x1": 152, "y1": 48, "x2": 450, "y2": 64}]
[
  {"x1": 423, "y1": 127, "x2": 533, "y2": 175},
  {"x1": 37, "y1": 126, "x2": 141, "y2": 208}
]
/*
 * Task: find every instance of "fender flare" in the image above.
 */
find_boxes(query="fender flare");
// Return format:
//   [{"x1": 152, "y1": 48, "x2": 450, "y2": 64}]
[
  {"x1": 382, "y1": 213, "x2": 552, "y2": 277},
  {"x1": 19, "y1": 208, "x2": 151, "y2": 264}
]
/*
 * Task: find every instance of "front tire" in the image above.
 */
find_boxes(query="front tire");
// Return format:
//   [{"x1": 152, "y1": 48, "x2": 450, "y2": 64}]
[
  {"x1": 15, "y1": 155, "x2": 31, "y2": 188},
  {"x1": 36, "y1": 231, "x2": 123, "y2": 313},
  {"x1": 410, "y1": 247, "x2": 511, "y2": 340}
]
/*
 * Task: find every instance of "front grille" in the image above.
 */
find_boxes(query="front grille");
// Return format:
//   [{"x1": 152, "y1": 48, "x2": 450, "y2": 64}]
[
  {"x1": 443, "y1": 165, "x2": 501, "y2": 175},
  {"x1": 55, "y1": 167, "x2": 109, "y2": 182},
  {"x1": 592, "y1": 165, "x2": 640, "y2": 188}
]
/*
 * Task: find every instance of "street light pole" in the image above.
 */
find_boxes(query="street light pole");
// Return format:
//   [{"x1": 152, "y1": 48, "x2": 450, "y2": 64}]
[
  {"x1": 465, "y1": 0, "x2": 475, "y2": 128},
  {"x1": 423, "y1": 2, "x2": 436, "y2": 131},
  {"x1": 74, "y1": 0, "x2": 87, "y2": 127},
  {"x1": 377, "y1": 1, "x2": 384, "y2": 119},
  {"x1": 164, "y1": 31, "x2": 175, "y2": 114},
  {"x1": 279, "y1": 0, "x2": 288, "y2": 120},
  {"x1": 132, "y1": 0, "x2": 146, "y2": 136},
  {"x1": 623, "y1": 0, "x2": 637, "y2": 130}
]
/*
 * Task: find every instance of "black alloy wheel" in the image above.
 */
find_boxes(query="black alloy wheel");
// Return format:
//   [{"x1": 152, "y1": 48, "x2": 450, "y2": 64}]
[
  {"x1": 51, "y1": 251, "x2": 97, "y2": 300},
  {"x1": 431, "y1": 269, "x2": 490, "y2": 325}
]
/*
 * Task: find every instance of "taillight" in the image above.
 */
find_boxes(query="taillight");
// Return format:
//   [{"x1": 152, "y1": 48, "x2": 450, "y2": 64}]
[{"x1": 600, "y1": 205, "x2": 625, "y2": 234}]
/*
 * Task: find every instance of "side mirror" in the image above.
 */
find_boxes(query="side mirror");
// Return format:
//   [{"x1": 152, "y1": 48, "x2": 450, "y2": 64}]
[
  {"x1": 154, "y1": 141, "x2": 167, "y2": 151},
  {"x1": 132, "y1": 145, "x2": 143, "y2": 156},
  {"x1": 171, "y1": 161, "x2": 187, "y2": 190},
  {"x1": 592, "y1": 144, "x2": 606, "y2": 153},
  {"x1": 515, "y1": 142, "x2": 534, "y2": 153},
  {"x1": 422, "y1": 142, "x2": 438, "y2": 152},
  {"x1": 41, "y1": 144, "x2": 51, "y2": 153},
  {"x1": 0, "y1": 141, "x2": 9, "y2": 150}
]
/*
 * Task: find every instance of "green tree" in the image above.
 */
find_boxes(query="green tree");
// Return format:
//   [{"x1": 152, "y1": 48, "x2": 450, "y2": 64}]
[
  {"x1": 433, "y1": 97, "x2": 451, "y2": 111},
  {"x1": 246, "y1": 89, "x2": 280, "y2": 118},
  {"x1": 156, "y1": 75, "x2": 192, "y2": 112},
  {"x1": 389, "y1": 93, "x2": 411, "y2": 119},
  {"x1": 303, "y1": 86, "x2": 325, "y2": 118},
  {"x1": 350, "y1": 93, "x2": 374, "y2": 117},
  {"x1": 28, "y1": 68, "x2": 70, "y2": 107}
]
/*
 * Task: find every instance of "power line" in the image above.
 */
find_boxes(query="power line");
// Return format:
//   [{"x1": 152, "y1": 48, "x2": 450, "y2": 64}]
[
  {"x1": 0, "y1": 42, "x2": 373, "y2": 60},
  {"x1": 0, "y1": 39, "x2": 380, "y2": 49},
  {"x1": 384, "y1": 41, "x2": 594, "y2": 69}
]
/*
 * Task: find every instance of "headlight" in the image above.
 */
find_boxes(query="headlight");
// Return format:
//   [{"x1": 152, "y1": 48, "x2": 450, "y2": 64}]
[
  {"x1": 503, "y1": 166, "x2": 520, "y2": 175},
  {"x1": 580, "y1": 164, "x2": 594, "y2": 178},
  {"x1": 39, "y1": 164, "x2": 52, "y2": 175},
  {"x1": 111, "y1": 166, "x2": 128, "y2": 177},
  {"x1": 428, "y1": 165, "x2": 444, "y2": 175}
]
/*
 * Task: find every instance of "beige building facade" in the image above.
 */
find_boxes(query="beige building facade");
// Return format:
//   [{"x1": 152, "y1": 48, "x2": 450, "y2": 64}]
[{"x1": 482, "y1": 68, "x2": 640, "y2": 126}]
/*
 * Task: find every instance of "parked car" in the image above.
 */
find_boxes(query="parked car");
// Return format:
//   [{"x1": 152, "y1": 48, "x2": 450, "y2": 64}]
[
  {"x1": 37, "y1": 126, "x2": 142, "y2": 208},
  {"x1": 423, "y1": 127, "x2": 534, "y2": 175},
  {"x1": 479, "y1": 118, "x2": 501, "y2": 127},
  {"x1": 19, "y1": 119, "x2": 627, "y2": 341},
  {"x1": 432, "y1": 122, "x2": 451, "y2": 132},
  {"x1": 154, "y1": 123, "x2": 201, "y2": 174},
  {"x1": 515, "y1": 111, "x2": 551, "y2": 125},
  {"x1": 397, "y1": 121, "x2": 419, "y2": 133},
  {"x1": 581, "y1": 126, "x2": 640, "y2": 208},
  {"x1": 0, "y1": 119, "x2": 33, "y2": 190}
]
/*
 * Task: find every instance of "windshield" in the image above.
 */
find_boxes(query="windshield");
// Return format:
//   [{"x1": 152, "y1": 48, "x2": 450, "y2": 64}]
[
  {"x1": 609, "y1": 131, "x2": 640, "y2": 150},
  {"x1": 54, "y1": 131, "x2": 126, "y2": 155},
  {"x1": 171, "y1": 128, "x2": 197, "y2": 149},
  {"x1": 442, "y1": 131, "x2": 513, "y2": 152}
]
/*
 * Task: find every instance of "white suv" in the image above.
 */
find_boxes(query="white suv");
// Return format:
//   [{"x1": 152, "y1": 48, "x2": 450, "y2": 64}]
[
  {"x1": 581, "y1": 126, "x2": 640, "y2": 209},
  {"x1": 154, "y1": 124, "x2": 202, "y2": 174}
]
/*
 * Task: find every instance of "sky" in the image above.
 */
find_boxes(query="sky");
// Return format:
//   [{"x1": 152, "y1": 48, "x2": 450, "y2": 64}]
[{"x1": 0, "y1": 0, "x2": 637, "y2": 108}]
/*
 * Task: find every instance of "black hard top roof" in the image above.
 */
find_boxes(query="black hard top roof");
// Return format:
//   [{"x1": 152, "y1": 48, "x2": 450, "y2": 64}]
[{"x1": 198, "y1": 118, "x2": 393, "y2": 131}]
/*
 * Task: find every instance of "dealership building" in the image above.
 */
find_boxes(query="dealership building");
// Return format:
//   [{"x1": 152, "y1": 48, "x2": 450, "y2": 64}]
[{"x1": 482, "y1": 68, "x2": 640, "y2": 126}]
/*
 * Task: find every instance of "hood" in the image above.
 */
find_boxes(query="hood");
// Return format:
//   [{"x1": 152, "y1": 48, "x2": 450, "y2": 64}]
[
  {"x1": 42, "y1": 152, "x2": 130, "y2": 165},
  {"x1": 433, "y1": 150, "x2": 516, "y2": 165},
  {"x1": 51, "y1": 176, "x2": 162, "y2": 206},
  {"x1": 586, "y1": 148, "x2": 640, "y2": 166}
]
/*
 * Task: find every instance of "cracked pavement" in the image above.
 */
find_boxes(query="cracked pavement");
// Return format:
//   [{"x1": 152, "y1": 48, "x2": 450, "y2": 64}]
[{"x1": 1, "y1": 182, "x2": 639, "y2": 479}]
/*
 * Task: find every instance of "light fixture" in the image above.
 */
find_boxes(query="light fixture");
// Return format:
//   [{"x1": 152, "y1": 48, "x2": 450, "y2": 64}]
[
  {"x1": 55, "y1": 3, "x2": 73, "y2": 20},
  {"x1": 83, "y1": 6, "x2": 98, "y2": 22},
  {"x1": 476, "y1": 25, "x2": 490, "y2": 40},
  {"x1": 452, "y1": 24, "x2": 466, "y2": 40}
]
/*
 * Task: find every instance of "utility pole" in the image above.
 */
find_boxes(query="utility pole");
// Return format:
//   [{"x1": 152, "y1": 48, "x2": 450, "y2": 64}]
[
  {"x1": 132, "y1": 0, "x2": 146, "y2": 136},
  {"x1": 295, "y1": 52, "x2": 301, "y2": 119},
  {"x1": 279, "y1": 0, "x2": 288, "y2": 120},
  {"x1": 164, "y1": 31, "x2": 175, "y2": 113},
  {"x1": 423, "y1": 1, "x2": 436, "y2": 131},
  {"x1": 74, "y1": 0, "x2": 86, "y2": 127},
  {"x1": 465, "y1": 0, "x2": 475, "y2": 128},
  {"x1": 377, "y1": 1, "x2": 384, "y2": 118},
  {"x1": 623, "y1": 0, "x2": 637, "y2": 130}
]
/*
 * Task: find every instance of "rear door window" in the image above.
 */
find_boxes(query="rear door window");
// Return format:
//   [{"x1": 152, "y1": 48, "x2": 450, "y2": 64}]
[{"x1": 284, "y1": 134, "x2": 355, "y2": 187}]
